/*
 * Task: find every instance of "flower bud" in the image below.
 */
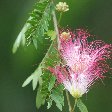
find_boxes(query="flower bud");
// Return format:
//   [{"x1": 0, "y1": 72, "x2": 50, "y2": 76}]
[
  {"x1": 60, "y1": 32, "x2": 71, "y2": 40},
  {"x1": 56, "y1": 2, "x2": 69, "y2": 12}
]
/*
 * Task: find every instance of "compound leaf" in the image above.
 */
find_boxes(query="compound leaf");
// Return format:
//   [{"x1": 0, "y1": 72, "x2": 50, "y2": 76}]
[{"x1": 50, "y1": 84, "x2": 64, "y2": 111}]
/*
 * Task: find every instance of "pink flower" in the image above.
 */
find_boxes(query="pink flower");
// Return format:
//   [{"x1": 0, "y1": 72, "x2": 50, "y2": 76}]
[{"x1": 49, "y1": 29, "x2": 112, "y2": 98}]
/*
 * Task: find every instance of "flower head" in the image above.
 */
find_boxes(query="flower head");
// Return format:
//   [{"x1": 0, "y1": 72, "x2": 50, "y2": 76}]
[
  {"x1": 49, "y1": 29, "x2": 112, "y2": 98},
  {"x1": 56, "y1": 2, "x2": 69, "y2": 12}
]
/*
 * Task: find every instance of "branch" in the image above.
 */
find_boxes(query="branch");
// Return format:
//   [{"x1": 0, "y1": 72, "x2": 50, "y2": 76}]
[
  {"x1": 66, "y1": 90, "x2": 72, "y2": 112},
  {"x1": 51, "y1": 2, "x2": 73, "y2": 112},
  {"x1": 52, "y1": 3, "x2": 60, "y2": 50}
]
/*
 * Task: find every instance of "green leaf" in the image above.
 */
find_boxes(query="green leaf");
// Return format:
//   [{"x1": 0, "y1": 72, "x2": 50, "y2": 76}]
[
  {"x1": 46, "y1": 30, "x2": 56, "y2": 40},
  {"x1": 48, "y1": 75, "x2": 56, "y2": 91},
  {"x1": 22, "y1": 40, "x2": 60, "y2": 108},
  {"x1": 13, "y1": 0, "x2": 53, "y2": 51},
  {"x1": 12, "y1": 22, "x2": 30, "y2": 53},
  {"x1": 77, "y1": 99, "x2": 88, "y2": 112},
  {"x1": 33, "y1": 38, "x2": 38, "y2": 49},
  {"x1": 44, "y1": 40, "x2": 60, "y2": 67},
  {"x1": 25, "y1": 0, "x2": 53, "y2": 49},
  {"x1": 47, "y1": 98, "x2": 52, "y2": 109},
  {"x1": 22, "y1": 75, "x2": 33, "y2": 87},
  {"x1": 41, "y1": 70, "x2": 51, "y2": 99},
  {"x1": 36, "y1": 69, "x2": 55, "y2": 109},
  {"x1": 36, "y1": 85, "x2": 45, "y2": 109},
  {"x1": 32, "y1": 67, "x2": 42, "y2": 90},
  {"x1": 50, "y1": 84, "x2": 64, "y2": 111},
  {"x1": 22, "y1": 66, "x2": 42, "y2": 90}
]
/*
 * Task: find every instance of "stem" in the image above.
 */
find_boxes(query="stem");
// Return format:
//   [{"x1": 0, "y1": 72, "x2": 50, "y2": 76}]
[
  {"x1": 58, "y1": 12, "x2": 63, "y2": 25},
  {"x1": 66, "y1": 90, "x2": 72, "y2": 112},
  {"x1": 72, "y1": 99, "x2": 78, "y2": 112},
  {"x1": 52, "y1": 3, "x2": 60, "y2": 50},
  {"x1": 51, "y1": 1, "x2": 76, "y2": 112}
]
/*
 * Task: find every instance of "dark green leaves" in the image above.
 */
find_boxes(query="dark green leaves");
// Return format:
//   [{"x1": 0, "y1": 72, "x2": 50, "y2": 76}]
[
  {"x1": 36, "y1": 70, "x2": 56, "y2": 109},
  {"x1": 12, "y1": 0, "x2": 54, "y2": 52},
  {"x1": 50, "y1": 84, "x2": 64, "y2": 111},
  {"x1": 25, "y1": 0, "x2": 53, "y2": 48},
  {"x1": 41, "y1": 70, "x2": 51, "y2": 99},
  {"x1": 36, "y1": 69, "x2": 64, "y2": 111},
  {"x1": 77, "y1": 99, "x2": 88, "y2": 112},
  {"x1": 13, "y1": 0, "x2": 65, "y2": 111},
  {"x1": 44, "y1": 40, "x2": 60, "y2": 67}
]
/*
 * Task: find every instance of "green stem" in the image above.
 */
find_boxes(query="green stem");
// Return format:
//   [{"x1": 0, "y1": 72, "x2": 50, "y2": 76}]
[
  {"x1": 58, "y1": 12, "x2": 63, "y2": 25},
  {"x1": 52, "y1": 4, "x2": 60, "y2": 50},
  {"x1": 66, "y1": 90, "x2": 72, "y2": 112},
  {"x1": 72, "y1": 98, "x2": 78, "y2": 112}
]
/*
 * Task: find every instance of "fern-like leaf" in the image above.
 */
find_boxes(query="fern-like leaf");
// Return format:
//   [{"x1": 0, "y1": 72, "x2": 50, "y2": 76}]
[{"x1": 25, "y1": 0, "x2": 53, "y2": 48}]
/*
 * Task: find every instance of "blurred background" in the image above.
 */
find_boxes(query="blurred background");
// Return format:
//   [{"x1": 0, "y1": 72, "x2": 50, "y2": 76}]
[{"x1": 0, "y1": 0, "x2": 112, "y2": 112}]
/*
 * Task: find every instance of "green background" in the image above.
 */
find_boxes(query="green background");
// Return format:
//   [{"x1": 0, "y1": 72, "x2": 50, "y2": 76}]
[{"x1": 0, "y1": 0, "x2": 112, "y2": 112}]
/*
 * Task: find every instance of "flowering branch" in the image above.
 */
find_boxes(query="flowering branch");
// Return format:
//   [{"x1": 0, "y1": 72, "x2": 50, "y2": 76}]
[
  {"x1": 13, "y1": 0, "x2": 112, "y2": 111},
  {"x1": 51, "y1": 2, "x2": 75, "y2": 112}
]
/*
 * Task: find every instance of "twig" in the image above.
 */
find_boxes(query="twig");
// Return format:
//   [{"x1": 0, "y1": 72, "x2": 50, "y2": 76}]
[
  {"x1": 66, "y1": 90, "x2": 72, "y2": 112},
  {"x1": 58, "y1": 12, "x2": 63, "y2": 25},
  {"x1": 72, "y1": 98, "x2": 78, "y2": 112},
  {"x1": 52, "y1": 3, "x2": 60, "y2": 50}
]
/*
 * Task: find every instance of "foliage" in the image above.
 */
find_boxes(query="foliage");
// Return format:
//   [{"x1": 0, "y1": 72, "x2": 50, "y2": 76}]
[
  {"x1": 77, "y1": 99, "x2": 88, "y2": 112},
  {"x1": 25, "y1": 0, "x2": 53, "y2": 48},
  {"x1": 46, "y1": 30, "x2": 56, "y2": 40},
  {"x1": 12, "y1": 23, "x2": 30, "y2": 53},
  {"x1": 22, "y1": 66, "x2": 42, "y2": 90},
  {"x1": 12, "y1": 0, "x2": 64, "y2": 109},
  {"x1": 22, "y1": 39, "x2": 64, "y2": 109},
  {"x1": 12, "y1": 0, "x2": 54, "y2": 53},
  {"x1": 50, "y1": 84, "x2": 64, "y2": 111},
  {"x1": 12, "y1": 0, "x2": 89, "y2": 111}
]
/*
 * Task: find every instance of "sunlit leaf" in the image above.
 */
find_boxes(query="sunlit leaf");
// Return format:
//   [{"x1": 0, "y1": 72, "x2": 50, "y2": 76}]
[
  {"x1": 36, "y1": 85, "x2": 45, "y2": 109},
  {"x1": 47, "y1": 98, "x2": 52, "y2": 109},
  {"x1": 32, "y1": 67, "x2": 42, "y2": 90},
  {"x1": 22, "y1": 66, "x2": 42, "y2": 90},
  {"x1": 46, "y1": 30, "x2": 56, "y2": 40},
  {"x1": 22, "y1": 75, "x2": 33, "y2": 87},
  {"x1": 12, "y1": 22, "x2": 30, "y2": 53}
]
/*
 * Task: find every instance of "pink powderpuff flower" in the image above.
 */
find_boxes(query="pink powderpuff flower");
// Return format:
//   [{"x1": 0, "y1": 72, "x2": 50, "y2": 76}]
[{"x1": 49, "y1": 29, "x2": 112, "y2": 98}]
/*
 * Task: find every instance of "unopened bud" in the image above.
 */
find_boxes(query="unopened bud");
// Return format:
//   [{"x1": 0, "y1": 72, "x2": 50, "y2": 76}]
[
  {"x1": 56, "y1": 2, "x2": 69, "y2": 12},
  {"x1": 60, "y1": 32, "x2": 71, "y2": 40}
]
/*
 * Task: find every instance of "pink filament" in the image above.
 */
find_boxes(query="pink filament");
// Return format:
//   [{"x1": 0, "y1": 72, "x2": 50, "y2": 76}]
[{"x1": 48, "y1": 29, "x2": 112, "y2": 95}]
